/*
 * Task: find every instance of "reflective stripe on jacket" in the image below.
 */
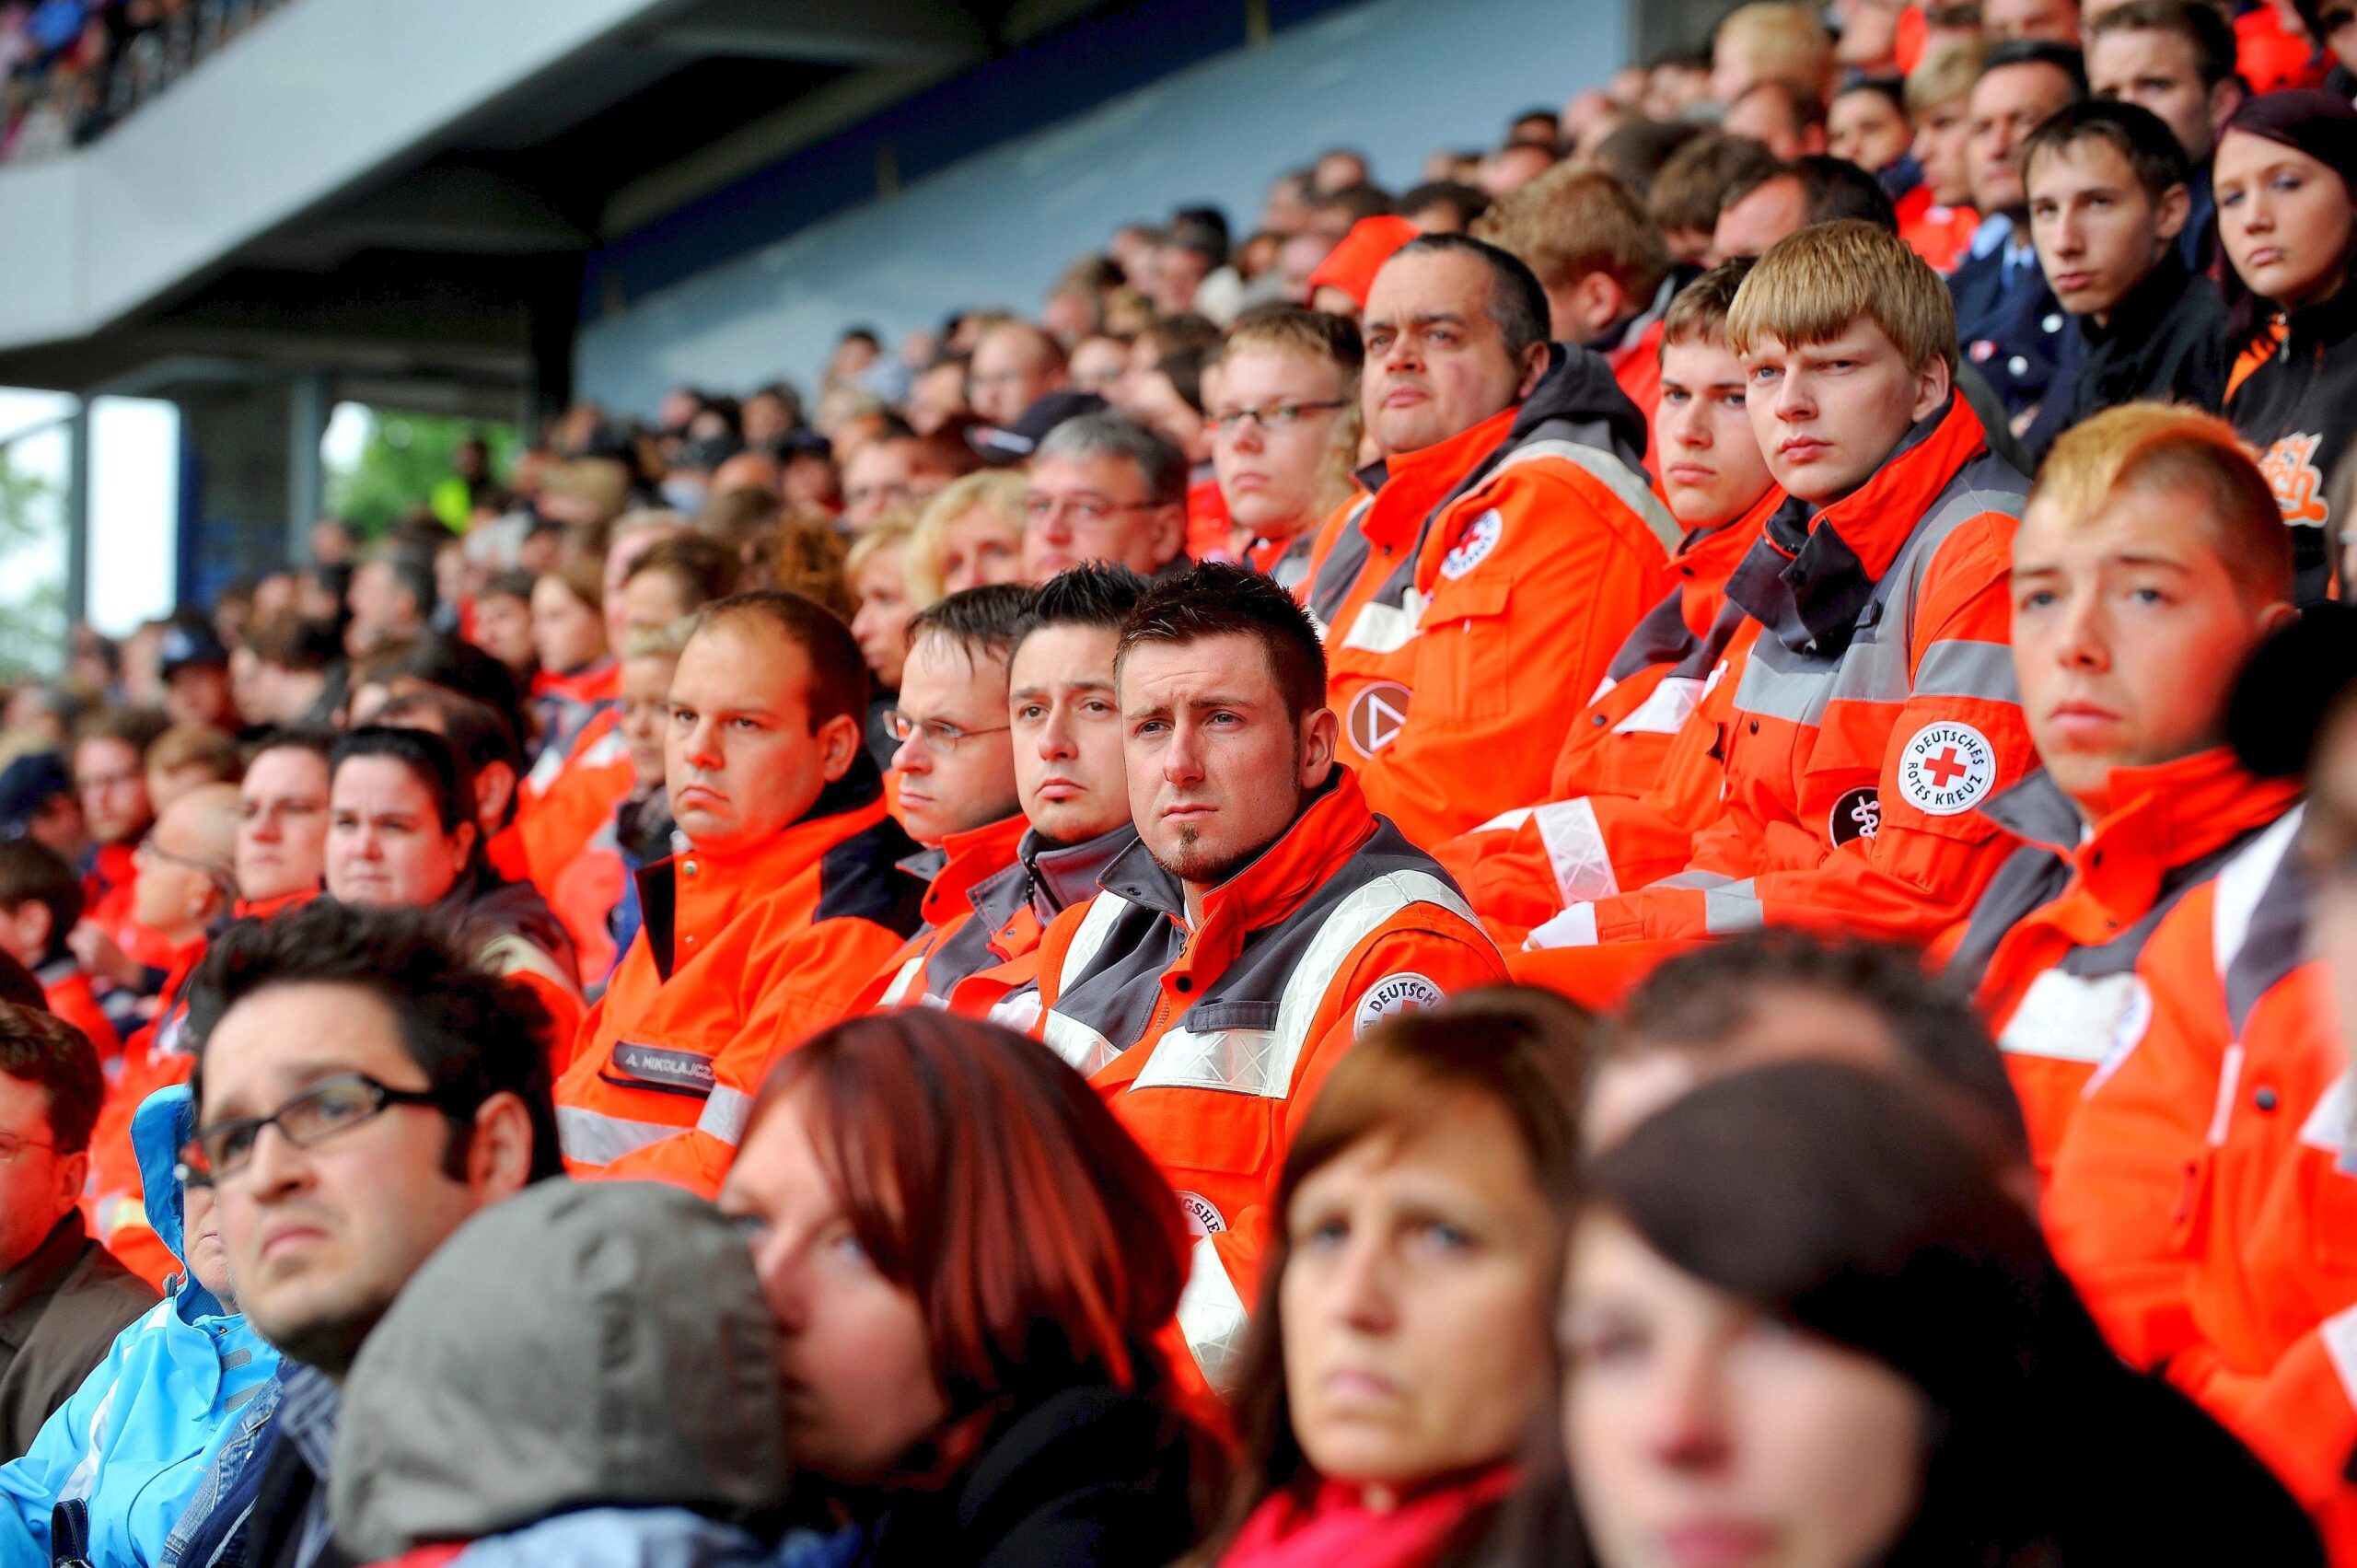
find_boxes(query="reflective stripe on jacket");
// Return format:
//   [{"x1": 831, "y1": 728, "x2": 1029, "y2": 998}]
[
  {"x1": 1027, "y1": 770, "x2": 1507, "y2": 1393},
  {"x1": 556, "y1": 760, "x2": 923, "y2": 1197}
]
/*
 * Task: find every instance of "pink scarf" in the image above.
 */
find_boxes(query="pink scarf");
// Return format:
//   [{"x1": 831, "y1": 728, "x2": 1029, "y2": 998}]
[{"x1": 1218, "y1": 1465, "x2": 1521, "y2": 1568}]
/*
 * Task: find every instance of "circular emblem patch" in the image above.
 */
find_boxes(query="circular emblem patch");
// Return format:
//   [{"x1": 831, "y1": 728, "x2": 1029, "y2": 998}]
[
  {"x1": 1175, "y1": 1191, "x2": 1227, "y2": 1237},
  {"x1": 1354, "y1": 971, "x2": 1445, "y2": 1035},
  {"x1": 1827, "y1": 785, "x2": 1881, "y2": 845},
  {"x1": 1896, "y1": 720, "x2": 1998, "y2": 816},
  {"x1": 1441, "y1": 508, "x2": 1504, "y2": 579},
  {"x1": 1347, "y1": 681, "x2": 1412, "y2": 755}
]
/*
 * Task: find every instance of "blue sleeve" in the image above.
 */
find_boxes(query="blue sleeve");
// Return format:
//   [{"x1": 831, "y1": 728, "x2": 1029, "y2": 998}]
[{"x1": 0, "y1": 1311, "x2": 147, "y2": 1566}]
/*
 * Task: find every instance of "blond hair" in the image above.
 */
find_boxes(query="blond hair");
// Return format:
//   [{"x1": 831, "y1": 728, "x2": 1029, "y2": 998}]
[
  {"x1": 620, "y1": 621, "x2": 692, "y2": 662},
  {"x1": 145, "y1": 723, "x2": 241, "y2": 784},
  {"x1": 1213, "y1": 306, "x2": 1365, "y2": 524},
  {"x1": 1473, "y1": 165, "x2": 1671, "y2": 305},
  {"x1": 1726, "y1": 220, "x2": 1955, "y2": 374},
  {"x1": 2029, "y1": 403, "x2": 2294, "y2": 601},
  {"x1": 906, "y1": 470, "x2": 1026, "y2": 604},
  {"x1": 1905, "y1": 37, "x2": 1987, "y2": 115},
  {"x1": 1716, "y1": 2, "x2": 1833, "y2": 92}
]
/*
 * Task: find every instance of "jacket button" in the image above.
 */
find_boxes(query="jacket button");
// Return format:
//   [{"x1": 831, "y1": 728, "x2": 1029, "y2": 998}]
[
  {"x1": 1591, "y1": 713, "x2": 1608, "y2": 726},
  {"x1": 1748, "y1": 719, "x2": 1759, "y2": 735},
  {"x1": 1174, "y1": 976, "x2": 1193, "y2": 993},
  {"x1": 2256, "y1": 1086, "x2": 2279, "y2": 1112},
  {"x1": 2041, "y1": 313, "x2": 2063, "y2": 334},
  {"x1": 2007, "y1": 354, "x2": 2030, "y2": 377},
  {"x1": 682, "y1": 860, "x2": 699, "y2": 878}
]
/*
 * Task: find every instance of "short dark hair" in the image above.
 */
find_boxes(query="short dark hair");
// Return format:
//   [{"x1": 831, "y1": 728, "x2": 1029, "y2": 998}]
[
  {"x1": 0, "y1": 1003, "x2": 101, "y2": 1154},
  {"x1": 1835, "y1": 74, "x2": 1910, "y2": 120},
  {"x1": 375, "y1": 690, "x2": 523, "y2": 817},
  {"x1": 625, "y1": 532, "x2": 742, "y2": 615},
  {"x1": 905, "y1": 582, "x2": 1038, "y2": 665},
  {"x1": 1117, "y1": 561, "x2": 1328, "y2": 724},
  {"x1": 1726, "y1": 154, "x2": 1901, "y2": 231},
  {"x1": 1610, "y1": 930, "x2": 2029, "y2": 1167},
  {"x1": 2090, "y1": 0, "x2": 2236, "y2": 88},
  {"x1": 1011, "y1": 563, "x2": 1150, "y2": 662},
  {"x1": 1313, "y1": 182, "x2": 1394, "y2": 225},
  {"x1": 2020, "y1": 96, "x2": 2191, "y2": 205},
  {"x1": 1384, "y1": 233, "x2": 1552, "y2": 361},
  {"x1": 1650, "y1": 132, "x2": 1782, "y2": 237},
  {"x1": 331, "y1": 726, "x2": 474, "y2": 837},
  {"x1": 1396, "y1": 180, "x2": 1492, "y2": 229},
  {"x1": 1980, "y1": 37, "x2": 2091, "y2": 97},
  {"x1": 246, "y1": 617, "x2": 343, "y2": 674},
  {"x1": 380, "y1": 548, "x2": 439, "y2": 622},
  {"x1": 182, "y1": 901, "x2": 563, "y2": 1181},
  {"x1": 391, "y1": 635, "x2": 527, "y2": 746},
  {"x1": 247, "y1": 726, "x2": 339, "y2": 772},
  {"x1": 694, "y1": 591, "x2": 871, "y2": 735},
  {"x1": 0, "y1": 840, "x2": 81, "y2": 953},
  {"x1": 479, "y1": 570, "x2": 536, "y2": 608}
]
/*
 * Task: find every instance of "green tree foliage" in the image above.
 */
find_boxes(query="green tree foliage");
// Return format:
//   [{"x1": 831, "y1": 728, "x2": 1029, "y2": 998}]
[
  {"x1": 326, "y1": 409, "x2": 520, "y2": 537},
  {"x1": 0, "y1": 442, "x2": 66, "y2": 679}
]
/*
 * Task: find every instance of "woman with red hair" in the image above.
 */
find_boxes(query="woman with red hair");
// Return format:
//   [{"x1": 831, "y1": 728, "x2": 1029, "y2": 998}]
[{"x1": 717, "y1": 1011, "x2": 1217, "y2": 1566}]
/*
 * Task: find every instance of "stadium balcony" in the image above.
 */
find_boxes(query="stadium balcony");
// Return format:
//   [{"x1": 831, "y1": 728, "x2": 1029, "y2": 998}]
[{"x1": 0, "y1": 0, "x2": 1702, "y2": 621}]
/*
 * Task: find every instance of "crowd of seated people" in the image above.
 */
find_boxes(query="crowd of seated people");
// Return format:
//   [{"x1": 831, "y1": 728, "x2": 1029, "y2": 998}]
[
  {"x1": 6, "y1": 0, "x2": 2357, "y2": 1561},
  {"x1": 0, "y1": 0, "x2": 294, "y2": 162}
]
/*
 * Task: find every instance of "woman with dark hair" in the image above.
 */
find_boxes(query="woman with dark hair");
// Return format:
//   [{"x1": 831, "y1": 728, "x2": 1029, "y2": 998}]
[
  {"x1": 324, "y1": 726, "x2": 583, "y2": 1060},
  {"x1": 1559, "y1": 1061, "x2": 2323, "y2": 1568},
  {"x1": 1202, "y1": 989, "x2": 1590, "y2": 1568},
  {"x1": 715, "y1": 1010, "x2": 1213, "y2": 1568},
  {"x1": 2219, "y1": 89, "x2": 2357, "y2": 602}
]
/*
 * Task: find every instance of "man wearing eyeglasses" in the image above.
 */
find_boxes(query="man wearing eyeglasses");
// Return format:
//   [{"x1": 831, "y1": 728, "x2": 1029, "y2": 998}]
[
  {"x1": 167, "y1": 900, "x2": 560, "y2": 1568},
  {"x1": 1019, "y1": 413, "x2": 1191, "y2": 583},
  {"x1": 863, "y1": 585, "x2": 1035, "y2": 1009},
  {"x1": 554, "y1": 592, "x2": 923, "y2": 1198}
]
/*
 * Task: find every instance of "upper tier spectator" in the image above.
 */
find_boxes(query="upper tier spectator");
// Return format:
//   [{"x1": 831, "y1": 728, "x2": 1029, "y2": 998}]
[
  {"x1": 1019, "y1": 412, "x2": 1189, "y2": 581},
  {"x1": 1710, "y1": 3, "x2": 1834, "y2": 103},
  {"x1": 2087, "y1": 0, "x2": 2243, "y2": 271}
]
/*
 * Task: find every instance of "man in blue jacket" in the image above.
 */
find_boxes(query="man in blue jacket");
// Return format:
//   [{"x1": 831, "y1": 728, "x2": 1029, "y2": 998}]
[{"x1": 0, "y1": 1086, "x2": 279, "y2": 1568}]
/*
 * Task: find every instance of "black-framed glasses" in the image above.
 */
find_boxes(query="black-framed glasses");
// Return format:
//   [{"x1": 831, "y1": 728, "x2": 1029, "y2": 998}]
[
  {"x1": 178, "y1": 1073, "x2": 454, "y2": 1188},
  {"x1": 1206, "y1": 401, "x2": 1347, "y2": 435},
  {"x1": 884, "y1": 709, "x2": 1012, "y2": 754}
]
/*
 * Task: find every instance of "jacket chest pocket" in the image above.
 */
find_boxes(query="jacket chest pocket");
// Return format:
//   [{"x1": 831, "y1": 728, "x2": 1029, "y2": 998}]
[{"x1": 1415, "y1": 574, "x2": 1515, "y2": 725}]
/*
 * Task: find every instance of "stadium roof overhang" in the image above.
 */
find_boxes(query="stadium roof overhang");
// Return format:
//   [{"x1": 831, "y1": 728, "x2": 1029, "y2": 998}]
[{"x1": 0, "y1": 0, "x2": 1104, "y2": 412}]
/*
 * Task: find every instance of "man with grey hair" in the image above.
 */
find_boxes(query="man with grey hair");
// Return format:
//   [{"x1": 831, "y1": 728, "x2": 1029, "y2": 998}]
[{"x1": 1019, "y1": 412, "x2": 1190, "y2": 582}]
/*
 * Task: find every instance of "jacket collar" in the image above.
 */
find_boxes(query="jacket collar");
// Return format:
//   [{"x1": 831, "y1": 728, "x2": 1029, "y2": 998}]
[
  {"x1": 911, "y1": 813, "x2": 1028, "y2": 928},
  {"x1": 2283, "y1": 280, "x2": 2357, "y2": 357},
  {"x1": 1672, "y1": 485, "x2": 1782, "y2": 633},
  {"x1": 1356, "y1": 403, "x2": 1522, "y2": 552},
  {"x1": 1100, "y1": 768, "x2": 1375, "y2": 956},
  {"x1": 1725, "y1": 395, "x2": 1988, "y2": 655},
  {"x1": 1018, "y1": 823, "x2": 1138, "y2": 921},
  {"x1": 1984, "y1": 748, "x2": 2303, "y2": 919},
  {"x1": 2083, "y1": 252, "x2": 2198, "y2": 346},
  {"x1": 234, "y1": 888, "x2": 318, "y2": 922},
  {"x1": 637, "y1": 752, "x2": 894, "y2": 978}
]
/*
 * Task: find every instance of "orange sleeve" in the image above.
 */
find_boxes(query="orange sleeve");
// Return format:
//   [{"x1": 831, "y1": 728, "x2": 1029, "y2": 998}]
[
  {"x1": 1587, "y1": 517, "x2": 2033, "y2": 946},
  {"x1": 2192, "y1": 1318, "x2": 2357, "y2": 1550},
  {"x1": 593, "y1": 918, "x2": 911, "y2": 1197},
  {"x1": 1353, "y1": 470, "x2": 1670, "y2": 849},
  {"x1": 2043, "y1": 888, "x2": 2224, "y2": 1368}
]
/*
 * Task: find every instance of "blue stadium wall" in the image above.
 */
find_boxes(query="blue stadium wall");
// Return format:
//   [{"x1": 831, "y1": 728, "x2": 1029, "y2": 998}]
[{"x1": 573, "y1": 0, "x2": 1630, "y2": 418}]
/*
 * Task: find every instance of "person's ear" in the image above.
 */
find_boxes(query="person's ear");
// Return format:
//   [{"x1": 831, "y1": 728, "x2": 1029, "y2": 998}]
[
  {"x1": 466, "y1": 1091, "x2": 538, "y2": 1200},
  {"x1": 1299, "y1": 705, "x2": 1341, "y2": 786},
  {"x1": 2211, "y1": 77, "x2": 2246, "y2": 136},
  {"x1": 14, "y1": 901, "x2": 51, "y2": 958},
  {"x1": 449, "y1": 819, "x2": 479, "y2": 867},
  {"x1": 1911, "y1": 353, "x2": 1954, "y2": 424},
  {"x1": 474, "y1": 762, "x2": 517, "y2": 833},
  {"x1": 814, "y1": 712, "x2": 865, "y2": 783},
  {"x1": 2258, "y1": 598, "x2": 2301, "y2": 639},
  {"x1": 1516, "y1": 341, "x2": 1553, "y2": 401},
  {"x1": 2154, "y1": 180, "x2": 2193, "y2": 245},
  {"x1": 52, "y1": 1149, "x2": 88, "y2": 1218},
  {"x1": 1150, "y1": 504, "x2": 1189, "y2": 567}
]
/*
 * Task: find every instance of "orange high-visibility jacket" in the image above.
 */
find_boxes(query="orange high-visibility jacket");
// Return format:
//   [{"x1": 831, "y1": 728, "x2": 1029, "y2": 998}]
[
  {"x1": 2044, "y1": 809, "x2": 2315, "y2": 1369},
  {"x1": 37, "y1": 957, "x2": 119, "y2": 1063},
  {"x1": 1944, "y1": 750, "x2": 2302, "y2": 1177},
  {"x1": 1303, "y1": 349, "x2": 1679, "y2": 849},
  {"x1": 1433, "y1": 486, "x2": 1777, "y2": 939},
  {"x1": 528, "y1": 657, "x2": 620, "y2": 779},
  {"x1": 2047, "y1": 806, "x2": 2357, "y2": 1558},
  {"x1": 556, "y1": 762, "x2": 923, "y2": 1198},
  {"x1": 859, "y1": 813, "x2": 1028, "y2": 1011},
  {"x1": 493, "y1": 712, "x2": 637, "y2": 985},
  {"x1": 1523, "y1": 395, "x2": 2035, "y2": 951},
  {"x1": 1025, "y1": 770, "x2": 1508, "y2": 1394}
]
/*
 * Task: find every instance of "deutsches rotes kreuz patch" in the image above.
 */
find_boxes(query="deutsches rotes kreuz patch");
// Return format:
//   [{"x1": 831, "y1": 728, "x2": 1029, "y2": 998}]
[
  {"x1": 1354, "y1": 972, "x2": 1445, "y2": 1034},
  {"x1": 1441, "y1": 509, "x2": 1504, "y2": 579},
  {"x1": 1174, "y1": 1191, "x2": 1227, "y2": 1237},
  {"x1": 1896, "y1": 720, "x2": 1998, "y2": 816}
]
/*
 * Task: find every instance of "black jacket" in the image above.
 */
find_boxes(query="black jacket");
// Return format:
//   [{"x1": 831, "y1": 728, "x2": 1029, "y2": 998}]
[
  {"x1": 2226, "y1": 285, "x2": 2357, "y2": 604},
  {"x1": 1950, "y1": 233, "x2": 2068, "y2": 418},
  {"x1": 2021, "y1": 255, "x2": 2228, "y2": 464},
  {"x1": 851, "y1": 1384, "x2": 1198, "y2": 1568}
]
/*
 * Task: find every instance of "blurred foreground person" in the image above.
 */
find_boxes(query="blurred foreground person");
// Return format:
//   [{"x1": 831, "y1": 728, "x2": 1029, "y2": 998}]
[
  {"x1": 1206, "y1": 995, "x2": 1586, "y2": 1568},
  {"x1": 718, "y1": 1011, "x2": 1213, "y2": 1567},
  {"x1": 330, "y1": 1182, "x2": 787, "y2": 1568},
  {"x1": 0, "y1": 1085, "x2": 277, "y2": 1566},
  {"x1": 1559, "y1": 1062, "x2": 2322, "y2": 1567}
]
